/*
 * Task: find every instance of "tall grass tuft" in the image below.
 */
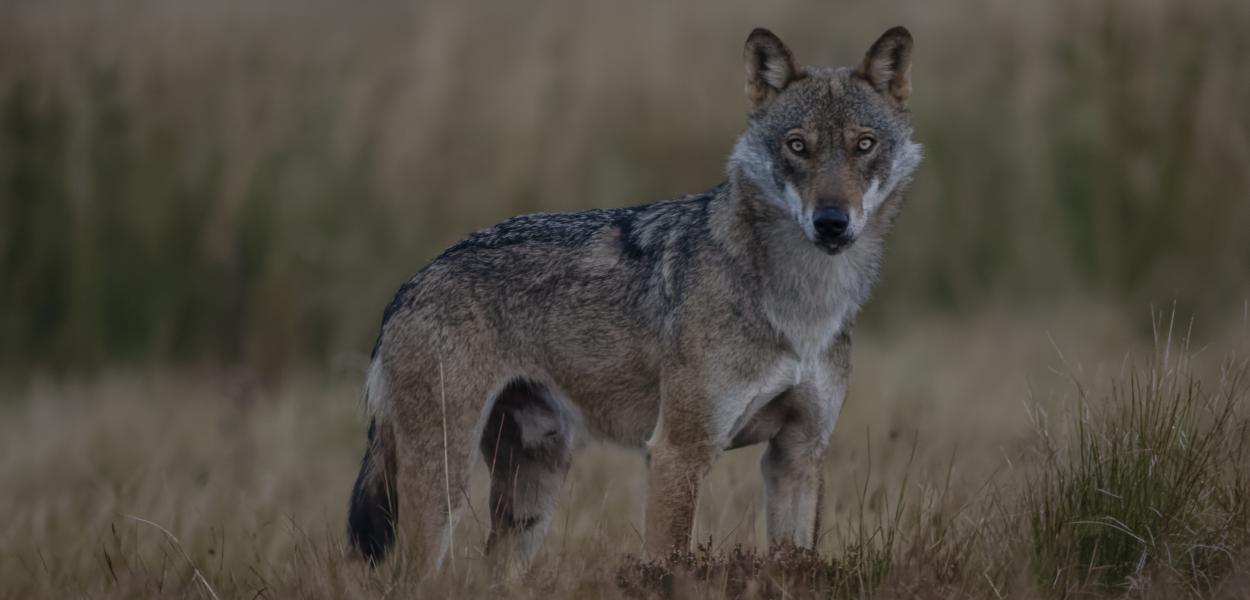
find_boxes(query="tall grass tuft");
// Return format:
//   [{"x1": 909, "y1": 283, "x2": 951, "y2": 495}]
[{"x1": 1025, "y1": 324, "x2": 1250, "y2": 593}]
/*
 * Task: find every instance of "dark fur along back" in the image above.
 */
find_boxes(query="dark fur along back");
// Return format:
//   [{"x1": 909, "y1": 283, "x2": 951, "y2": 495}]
[{"x1": 348, "y1": 418, "x2": 398, "y2": 564}]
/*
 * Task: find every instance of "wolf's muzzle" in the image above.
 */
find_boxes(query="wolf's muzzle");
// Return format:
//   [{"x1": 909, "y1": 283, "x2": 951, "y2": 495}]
[{"x1": 812, "y1": 207, "x2": 850, "y2": 244}]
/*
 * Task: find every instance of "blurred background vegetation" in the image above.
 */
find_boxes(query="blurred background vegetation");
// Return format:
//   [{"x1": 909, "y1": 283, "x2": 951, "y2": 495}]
[
  {"x1": 3, "y1": 3, "x2": 1249, "y2": 596},
  {"x1": 2, "y1": 0, "x2": 1248, "y2": 376}
]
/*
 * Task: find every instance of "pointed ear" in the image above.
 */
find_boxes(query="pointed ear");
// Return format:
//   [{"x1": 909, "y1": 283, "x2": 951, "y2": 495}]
[
  {"x1": 856, "y1": 26, "x2": 913, "y2": 106},
  {"x1": 744, "y1": 28, "x2": 799, "y2": 109}
]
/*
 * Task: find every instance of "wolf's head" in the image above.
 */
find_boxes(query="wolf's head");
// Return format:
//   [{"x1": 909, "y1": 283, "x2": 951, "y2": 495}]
[{"x1": 728, "y1": 27, "x2": 922, "y2": 255}]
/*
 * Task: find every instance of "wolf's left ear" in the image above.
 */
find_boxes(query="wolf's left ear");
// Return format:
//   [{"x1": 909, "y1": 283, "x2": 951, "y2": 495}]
[
  {"x1": 744, "y1": 28, "x2": 799, "y2": 109},
  {"x1": 857, "y1": 26, "x2": 913, "y2": 106}
]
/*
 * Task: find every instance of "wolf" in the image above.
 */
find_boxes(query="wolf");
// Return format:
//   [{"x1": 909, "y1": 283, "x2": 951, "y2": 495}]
[{"x1": 347, "y1": 26, "x2": 922, "y2": 575}]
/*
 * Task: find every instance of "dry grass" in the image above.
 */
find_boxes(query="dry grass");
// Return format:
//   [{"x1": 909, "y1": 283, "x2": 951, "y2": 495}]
[
  {"x1": 2, "y1": 307, "x2": 1247, "y2": 598},
  {"x1": 3, "y1": 0, "x2": 1250, "y2": 597}
]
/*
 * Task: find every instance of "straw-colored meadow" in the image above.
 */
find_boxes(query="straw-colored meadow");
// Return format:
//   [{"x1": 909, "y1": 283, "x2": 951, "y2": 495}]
[{"x1": 2, "y1": 1, "x2": 1248, "y2": 597}]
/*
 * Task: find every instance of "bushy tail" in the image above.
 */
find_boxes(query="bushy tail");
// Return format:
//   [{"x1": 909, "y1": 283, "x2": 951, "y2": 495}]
[{"x1": 348, "y1": 366, "x2": 398, "y2": 564}]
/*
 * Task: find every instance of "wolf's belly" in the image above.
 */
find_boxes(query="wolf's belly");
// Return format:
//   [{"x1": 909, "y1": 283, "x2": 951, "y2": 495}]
[
  {"x1": 536, "y1": 321, "x2": 663, "y2": 447},
  {"x1": 556, "y1": 373, "x2": 661, "y2": 448}
]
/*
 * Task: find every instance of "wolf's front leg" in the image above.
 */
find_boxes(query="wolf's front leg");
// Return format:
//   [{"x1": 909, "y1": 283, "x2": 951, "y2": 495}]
[
  {"x1": 761, "y1": 424, "x2": 830, "y2": 548},
  {"x1": 643, "y1": 374, "x2": 723, "y2": 557},
  {"x1": 762, "y1": 332, "x2": 851, "y2": 548},
  {"x1": 643, "y1": 438, "x2": 718, "y2": 557}
]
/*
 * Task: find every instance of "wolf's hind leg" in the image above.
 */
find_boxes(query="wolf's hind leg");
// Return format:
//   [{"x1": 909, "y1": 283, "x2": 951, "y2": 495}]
[
  {"x1": 479, "y1": 380, "x2": 574, "y2": 573},
  {"x1": 387, "y1": 363, "x2": 498, "y2": 578}
]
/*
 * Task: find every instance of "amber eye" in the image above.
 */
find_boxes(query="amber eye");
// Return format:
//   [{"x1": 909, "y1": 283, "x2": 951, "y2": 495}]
[
  {"x1": 856, "y1": 136, "x2": 876, "y2": 154},
  {"x1": 787, "y1": 138, "x2": 807, "y2": 154}
]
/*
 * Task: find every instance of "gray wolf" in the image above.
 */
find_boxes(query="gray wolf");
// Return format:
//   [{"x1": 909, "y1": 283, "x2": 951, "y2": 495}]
[{"x1": 347, "y1": 26, "x2": 922, "y2": 576}]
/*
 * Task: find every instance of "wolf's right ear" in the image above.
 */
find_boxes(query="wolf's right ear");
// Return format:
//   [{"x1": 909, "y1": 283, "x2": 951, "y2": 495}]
[{"x1": 744, "y1": 28, "x2": 798, "y2": 109}]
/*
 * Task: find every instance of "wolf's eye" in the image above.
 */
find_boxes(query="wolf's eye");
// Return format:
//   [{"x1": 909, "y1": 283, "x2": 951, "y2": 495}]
[
  {"x1": 786, "y1": 138, "x2": 807, "y2": 154},
  {"x1": 856, "y1": 136, "x2": 876, "y2": 154}
]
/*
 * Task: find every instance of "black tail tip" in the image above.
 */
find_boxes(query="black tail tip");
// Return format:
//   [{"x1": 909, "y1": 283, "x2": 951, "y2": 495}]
[
  {"x1": 348, "y1": 503, "x2": 394, "y2": 565},
  {"x1": 347, "y1": 419, "x2": 397, "y2": 565}
]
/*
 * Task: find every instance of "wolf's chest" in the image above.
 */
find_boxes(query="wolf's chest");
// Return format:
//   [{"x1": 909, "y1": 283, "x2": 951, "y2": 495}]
[
  {"x1": 762, "y1": 253, "x2": 872, "y2": 360},
  {"x1": 767, "y1": 297, "x2": 856, "y2": 360}
]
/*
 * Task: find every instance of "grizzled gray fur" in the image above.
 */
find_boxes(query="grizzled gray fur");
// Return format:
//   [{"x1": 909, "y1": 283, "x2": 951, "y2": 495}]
[{"x1": 347, "y1": 26, "x2": 923, "y2": 577}]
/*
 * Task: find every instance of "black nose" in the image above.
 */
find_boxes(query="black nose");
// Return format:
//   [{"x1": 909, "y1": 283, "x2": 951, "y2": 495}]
[{"x1": 812, "y1": 207, "x2": 850, "y2": 240}]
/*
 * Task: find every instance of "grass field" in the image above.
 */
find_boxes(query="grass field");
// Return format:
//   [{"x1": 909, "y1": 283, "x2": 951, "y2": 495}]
[
  {"x1": 3, "y1": 0, "x2": 1250, "y2": 597},
  {"x1": 3, "y1": 306, "x2": 1247, "y2": 598}
]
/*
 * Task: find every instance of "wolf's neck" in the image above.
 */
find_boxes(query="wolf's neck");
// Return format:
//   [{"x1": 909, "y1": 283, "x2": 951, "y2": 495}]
[{"x1": 715, "y1": 178, "x2": 885, "y2": 354}]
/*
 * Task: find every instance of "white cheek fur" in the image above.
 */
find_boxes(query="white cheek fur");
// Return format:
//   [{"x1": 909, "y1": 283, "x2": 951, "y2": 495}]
[{"x1": 853, "y1": 140, "x2": 923, "y2": 235}]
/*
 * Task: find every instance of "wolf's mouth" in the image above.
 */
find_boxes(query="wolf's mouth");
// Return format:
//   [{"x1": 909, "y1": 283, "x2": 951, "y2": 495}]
[{"x1": 814, "y1": 237, "x2": 853, "y2": 256}]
